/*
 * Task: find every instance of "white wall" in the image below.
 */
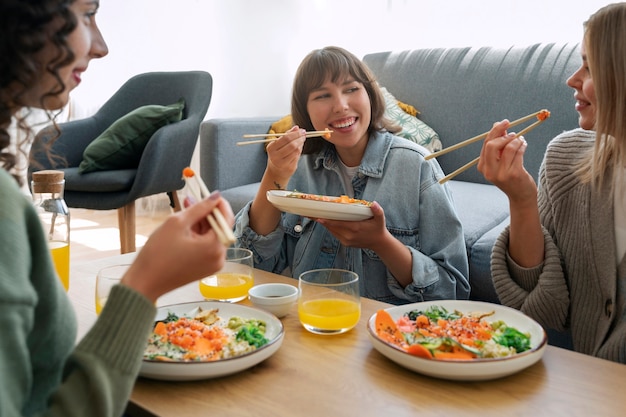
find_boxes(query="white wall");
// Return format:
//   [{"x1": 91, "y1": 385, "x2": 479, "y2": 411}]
[{"x1": 70, "y1": 0, "x2": 614, "y2": 120}]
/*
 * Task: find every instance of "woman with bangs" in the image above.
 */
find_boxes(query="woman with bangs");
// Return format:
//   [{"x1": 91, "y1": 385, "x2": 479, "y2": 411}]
[
  {"x1": 477, "y1": 3, "x2": 626, "y2": 362},
  {"x1": 235, "y1": 46, "x2": 469, "y2": 305}
]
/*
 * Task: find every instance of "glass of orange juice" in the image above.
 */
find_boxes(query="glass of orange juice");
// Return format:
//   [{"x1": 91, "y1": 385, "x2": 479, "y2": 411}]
[
  {"x1": 95, "y1": 264, "x2": 129, "y2": 314},
  {"x1": 298, "y1": 269, "x2": 360, "y2": 335},
  {"x1": 198, "y1": 248, "x2": 253, "y2": 302}
]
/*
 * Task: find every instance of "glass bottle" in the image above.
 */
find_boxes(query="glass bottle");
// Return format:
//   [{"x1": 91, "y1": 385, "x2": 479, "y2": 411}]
[{"x1": 31, "y1": 170, "x2": 70, "y2": 291}]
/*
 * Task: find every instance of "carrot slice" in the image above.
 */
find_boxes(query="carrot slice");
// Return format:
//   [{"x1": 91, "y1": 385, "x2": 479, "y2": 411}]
[
  {"x1": 407, "y1": 343, "x2": 433, "y2": 359},
  {"x1": 433, "y1": 350, "x2": 476, "y2": 360},
  {"x1": 375, "y1": 309, "x2": 408, "y2": 350},
  {"x1": 154, "y1": 321, "x2": 167, "y2": 337}
]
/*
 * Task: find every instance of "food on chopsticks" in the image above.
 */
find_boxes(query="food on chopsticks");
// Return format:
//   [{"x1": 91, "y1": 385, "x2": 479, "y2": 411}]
[
  {"x1": 237, "y1": 128, "x2": 333, "y2": 145},
  {"x1": 144, "y1": 307, "x2": 269, "y2": 362},
  {"x1": 375, "y1": 305, "x2": 532, "y2": 360},
  {"x1": 537, "y1": 109, "x2": 551, "y2": 121},
  {"x1": 287, "y1": 191, "x2": 373, "y2": 207},
  {"x1": 182, "y1": 167, "x2": 235, "y2": 246}
]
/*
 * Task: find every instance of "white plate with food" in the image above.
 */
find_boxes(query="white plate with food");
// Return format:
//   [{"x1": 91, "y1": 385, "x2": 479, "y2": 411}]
[
  {"x1": 367, "y1": 300, "x2": 547, "y2": 381},
  {"x1": 140, "y1": 301, "x2": 284, "y2": 381},
  {"x1": 266, "y1": 190, "x2": 373, "y2": 221}
]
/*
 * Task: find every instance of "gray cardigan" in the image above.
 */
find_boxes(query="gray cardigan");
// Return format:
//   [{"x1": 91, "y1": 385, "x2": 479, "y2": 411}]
[{"x1": 492, "y1": 128, "x2": 626, "y2": 363}]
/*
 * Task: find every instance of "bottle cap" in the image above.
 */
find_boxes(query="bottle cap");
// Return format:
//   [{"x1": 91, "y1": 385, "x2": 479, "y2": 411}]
[{"x1": 32, "y1": 170, "x2": 65, "y2": 194}]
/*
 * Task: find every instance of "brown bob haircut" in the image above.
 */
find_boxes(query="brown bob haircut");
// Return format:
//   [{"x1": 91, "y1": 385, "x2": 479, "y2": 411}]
[{"x1": 291, "y1": 46, "x2": 394, "y2": 154}]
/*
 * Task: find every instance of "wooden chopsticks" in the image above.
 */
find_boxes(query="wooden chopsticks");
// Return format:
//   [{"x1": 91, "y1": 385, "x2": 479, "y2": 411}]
[
  {"x1": 182, "y1": 167, "x2": 235, "y2": 247},
  {"x1": 236, "y1": 129, "x2": 333, "y2": 146},
  {"x1": 425, "y1": 109, "x2": 550, "y2": 161},
  {"x1": 437, "y1": 115, "x2": 549, "y2": 184}
]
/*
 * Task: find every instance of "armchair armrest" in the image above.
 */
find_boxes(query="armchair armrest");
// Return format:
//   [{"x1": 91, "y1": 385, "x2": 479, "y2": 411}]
[{"x1": 199, "y1": 117, "x2": 279, "y2": 192}]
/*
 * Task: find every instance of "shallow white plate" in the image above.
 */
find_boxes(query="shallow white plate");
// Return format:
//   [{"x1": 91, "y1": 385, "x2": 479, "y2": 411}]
[
  {"x1": 367, "y1": 300, "x2": 547, "y2": 381},
  {"x1": 140, "y1": 301, "x2": 284, "y2": 381},
  {"x1": 266, "y1": 190, "x2": 373, "y2": 221}
]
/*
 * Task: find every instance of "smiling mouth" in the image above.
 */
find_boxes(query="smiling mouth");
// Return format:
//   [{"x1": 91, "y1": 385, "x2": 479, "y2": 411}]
[{"x1": 330, "y1": 117, "x2": 356, "y2": 129}]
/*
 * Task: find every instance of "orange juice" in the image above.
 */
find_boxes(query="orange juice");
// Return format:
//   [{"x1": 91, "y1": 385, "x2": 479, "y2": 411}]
[
  {"x1": 298, "y1": 298, "x2": 361, "y2": 331},
  {"x1": 95, "y1": 296, "x2": 107, "y2": 315},
  {"x1": 49, "y1": 240, "x2": 69, "y2": 291},
  {"x1": 198, "y1": 273, "x2": 253, "y2": 302}
]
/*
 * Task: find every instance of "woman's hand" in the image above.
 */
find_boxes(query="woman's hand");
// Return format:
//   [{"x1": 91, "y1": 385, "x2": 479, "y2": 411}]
[
  {"x1": 265, "y1": 125, "x2": 306, "y2": 185},
  {"x1": 121, "y1": 193, "x2": 234, "y2": 302},
  {"x1": 478, "y1": 120, "x2": 545, "y2": 267},
  {"x1": 249, "y1": 125, "x2": 306, "y2": 235},
  {"x1": 316, "y1": 201, "x2": 389, "y2": 250},
  {"x1": 477, "y1": 120, "x2": 537, "y2": 205}
]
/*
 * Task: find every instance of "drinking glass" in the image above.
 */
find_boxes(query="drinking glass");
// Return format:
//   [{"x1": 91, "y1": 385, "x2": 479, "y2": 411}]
[
  {"x1": 198, "y1": 248, "x2": 254, "y2": 302},
  {"x1": 95, "y1": 264, "x2": 129, "y2": 314},
  {"x1": 298, "y1": 269, "x2": 360, "y2": 335}
]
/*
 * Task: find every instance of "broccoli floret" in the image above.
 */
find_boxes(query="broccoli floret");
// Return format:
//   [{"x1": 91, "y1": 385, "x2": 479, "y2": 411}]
[{"x1": 236, "y1": 323, "x2": 268, "y2": 348}]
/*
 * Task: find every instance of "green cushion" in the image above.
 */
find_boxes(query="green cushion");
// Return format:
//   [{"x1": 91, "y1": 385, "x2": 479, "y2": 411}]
[
  {"x1": 380, "y1": 86, "x2": 442, "y2": 153},
  {"x1": 78, "y1": 99, "x2": 185, "y2": 173}
]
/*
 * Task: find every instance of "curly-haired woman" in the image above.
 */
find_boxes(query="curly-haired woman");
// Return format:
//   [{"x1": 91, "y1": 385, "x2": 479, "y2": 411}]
[{"x1": 0, "y1": 1, "x2": 233, "y2": 415}]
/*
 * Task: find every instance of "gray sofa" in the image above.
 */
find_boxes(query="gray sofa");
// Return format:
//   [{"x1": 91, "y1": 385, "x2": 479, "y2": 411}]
[{"x1": 199, "y1": 42, "x2": 581, "y2": 305}]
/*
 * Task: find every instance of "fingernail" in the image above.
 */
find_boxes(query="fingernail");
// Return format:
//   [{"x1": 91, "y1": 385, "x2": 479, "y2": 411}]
[{"x1": 209, "y1": 190, "x2": 221, "y2": 200}]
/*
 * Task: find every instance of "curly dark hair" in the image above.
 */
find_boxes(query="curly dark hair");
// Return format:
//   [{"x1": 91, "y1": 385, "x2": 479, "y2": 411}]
[
  {"x1": 0, "y1": 0, "x2": 76, "y2": 185},
  {"x1": 291, "y1": 46, "x2": 398, "y2": 155}
]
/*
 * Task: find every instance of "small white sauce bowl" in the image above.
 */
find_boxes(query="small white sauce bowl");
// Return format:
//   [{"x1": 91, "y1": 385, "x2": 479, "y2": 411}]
[{"x1": 248, "y1": 283, "x2": 299, "y2": 318}]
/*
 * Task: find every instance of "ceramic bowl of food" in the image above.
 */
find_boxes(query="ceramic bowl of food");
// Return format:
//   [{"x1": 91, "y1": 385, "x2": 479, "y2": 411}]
[{"x1": 248, "y1": 283, "x2": 299, "y2": 318}]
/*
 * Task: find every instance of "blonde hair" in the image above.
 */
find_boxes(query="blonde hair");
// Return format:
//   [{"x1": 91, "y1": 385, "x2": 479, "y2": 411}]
[{"x1": 577, "y1": 2, "x2": 626, "y2": 195}]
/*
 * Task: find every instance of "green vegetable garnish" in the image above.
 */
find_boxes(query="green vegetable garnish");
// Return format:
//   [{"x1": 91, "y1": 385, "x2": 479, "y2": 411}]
[
  {"x1": 235, "y1": 323, "x2": 269, "y2": 348},
  {"x1": 406, "y1": 305, "x2": 462, "y2": 322},
  {"x1": 492, "y1": 326, "x2": 531, "y2": 353}
]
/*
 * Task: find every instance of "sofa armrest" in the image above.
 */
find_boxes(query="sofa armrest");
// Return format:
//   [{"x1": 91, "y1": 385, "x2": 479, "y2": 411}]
[{"x1": 199, "y1": 117, "x2": 279, "y2": 192}]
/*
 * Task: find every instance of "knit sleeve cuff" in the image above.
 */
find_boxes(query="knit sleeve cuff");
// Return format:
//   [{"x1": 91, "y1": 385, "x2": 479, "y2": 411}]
[{"x1": 75, "y1": 284, "x2": 156, "y2": 375}]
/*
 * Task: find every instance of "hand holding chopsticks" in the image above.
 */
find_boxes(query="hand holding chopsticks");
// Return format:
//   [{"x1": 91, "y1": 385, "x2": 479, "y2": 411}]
[
  {"x1": 182, "y1": 167, "x2": 235, "y2": 247},
  {"x1": 426, "y1": 109, "x2": 550, "y2": 161},
  {"x1": 433, "y1": 109, "x2": 551, "y2": 184},
  {"x1": 237, "y1": 129, "x2": 332, "y2": 146}
]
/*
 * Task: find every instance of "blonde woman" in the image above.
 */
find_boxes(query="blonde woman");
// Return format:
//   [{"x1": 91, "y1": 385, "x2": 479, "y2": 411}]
[{"x1": 477, "y1": 2, "x2": 626, "y2": 363}]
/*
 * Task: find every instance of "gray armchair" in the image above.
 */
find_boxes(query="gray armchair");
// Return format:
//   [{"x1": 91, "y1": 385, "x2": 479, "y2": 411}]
[{"x1": 29, "y1": 71, "x2": 213, "y2": 253}]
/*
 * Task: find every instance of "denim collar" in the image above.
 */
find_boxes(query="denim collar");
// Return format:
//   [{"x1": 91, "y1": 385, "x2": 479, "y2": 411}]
[{"x1": 312, "y1": 130, "x2": 392, "y2": 179}]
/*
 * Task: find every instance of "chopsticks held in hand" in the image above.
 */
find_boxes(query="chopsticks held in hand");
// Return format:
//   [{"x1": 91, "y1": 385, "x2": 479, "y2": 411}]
[
  {"x1": 236, "y1": 129, "x2": 333, "y2": 146},
  {"x1": 425, "y1": 109, "x2": 551, "y2": 161},
  {"x1": 436, "y1": 111, "x2": 550, "y2": 184},
  {"x1": 182, "y1": 167, "x2": 235, "y2": 247}
]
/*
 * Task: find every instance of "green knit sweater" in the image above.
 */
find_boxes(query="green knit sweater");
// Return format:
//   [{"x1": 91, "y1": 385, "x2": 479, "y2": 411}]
[
  {"x1": 492, "y1": 128, "x2": 626, "y2": 363},
  {"x1": 0, "y1": 169, "x2": 156, "y2": 416}
]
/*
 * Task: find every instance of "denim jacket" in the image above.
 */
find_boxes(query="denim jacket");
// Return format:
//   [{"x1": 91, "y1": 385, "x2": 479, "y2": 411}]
[{"x1": 235, "y1": 131, "x2": 469, "y2": 305}]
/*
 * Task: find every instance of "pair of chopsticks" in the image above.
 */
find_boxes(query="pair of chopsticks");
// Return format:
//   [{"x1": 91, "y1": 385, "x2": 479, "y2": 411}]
[
  {"x1": 428, "y1": 109, "x2": 551, "y2": 184},
  {"x1": 182, "y1": 167, "x2": 235, "y2": 247},
  {"x1": 236, "y1": 129, "x2": 333, "y2": 146}
]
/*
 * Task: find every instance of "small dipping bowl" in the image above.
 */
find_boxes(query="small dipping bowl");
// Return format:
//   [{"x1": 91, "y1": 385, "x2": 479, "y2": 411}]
[{"x1": 248, "y1": 283, "x2": 299, "y2": 318}]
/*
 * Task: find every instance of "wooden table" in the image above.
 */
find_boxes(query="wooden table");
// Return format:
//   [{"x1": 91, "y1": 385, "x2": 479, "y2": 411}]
[{"x1": 69, "y1": 254, "x2": 626, "y2": 417}]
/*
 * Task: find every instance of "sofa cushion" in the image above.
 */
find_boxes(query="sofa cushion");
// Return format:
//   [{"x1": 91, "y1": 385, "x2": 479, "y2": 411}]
[
  {"x1": 380, "y1": 86, "x2": 442, "y2": 153},
  {"x1": 78, "y1": 99, "x2": 185, "y2": 174},
  {"x1": 223, "y1": 182, "x2": 262, "y2": 215},
  {"x1": 363, "y1": 43, "x2": 581, "y2": 185},
  {"x1": 447, "y1": 180, "x2": 509, "y2": 248},
  {"x1": 468, "y1": 218, "x2": 508, "y2": 303}
]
